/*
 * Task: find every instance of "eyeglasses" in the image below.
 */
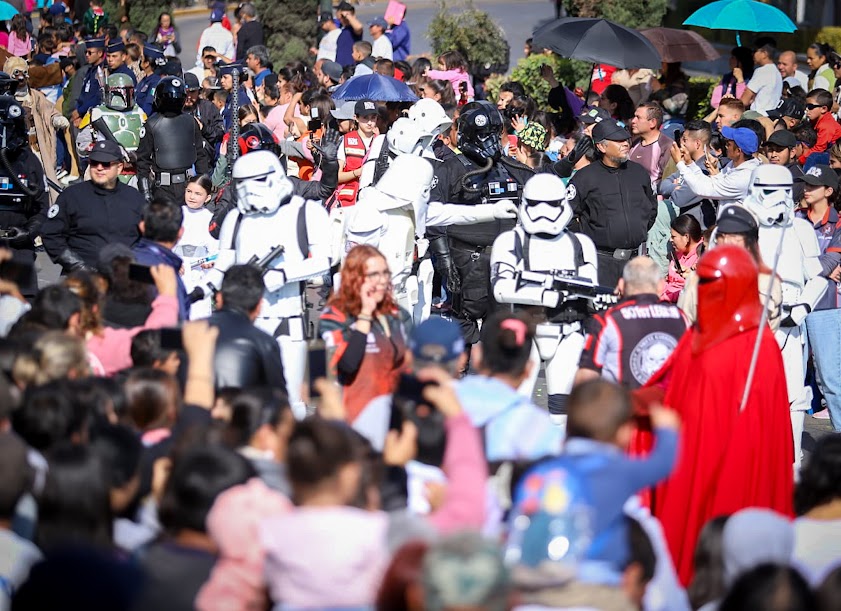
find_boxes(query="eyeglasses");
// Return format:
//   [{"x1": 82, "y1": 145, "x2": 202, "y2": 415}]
[
  {"x1": 89, "y1": 160, "x2": 118, "y2": 168},
  {"x1": 365, "y1": 270, "x2": 391, "y2": 281},
  {"x1": 85, "y1": 50, "x2": 98, "y2": 55}
]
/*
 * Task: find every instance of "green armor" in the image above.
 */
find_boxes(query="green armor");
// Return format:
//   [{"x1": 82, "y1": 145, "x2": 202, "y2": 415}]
[{"x1": 91, "y1": 105, "x2": 145, "y2": 151}]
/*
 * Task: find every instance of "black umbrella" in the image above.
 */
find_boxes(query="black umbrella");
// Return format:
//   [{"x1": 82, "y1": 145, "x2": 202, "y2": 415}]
[{"x1": 533, "y1": 17, "x2": 662, "y2": 69}]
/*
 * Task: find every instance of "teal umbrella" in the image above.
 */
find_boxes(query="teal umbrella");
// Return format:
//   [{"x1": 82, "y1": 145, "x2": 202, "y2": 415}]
[
  {"x1": 683, "y1": 0, "x2": 796, "y2": 45},
  {"x1": 0, "y1": 0, "x2": 19, "y2": 20}
]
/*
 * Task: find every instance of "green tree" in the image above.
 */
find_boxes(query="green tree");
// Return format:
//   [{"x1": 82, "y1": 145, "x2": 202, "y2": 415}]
[
  {"x1": 121, "y1": 0, "x2": 164, "y2": 38},
  {"x1": 564, "y1": 0, "x2": 667, "y2": 28},
  {"x1": 253, "y1": 0, "x2": 318, "y2": 67},
  {"x1": 427, "y1": 0, "x2": 509, "y2": 73}
]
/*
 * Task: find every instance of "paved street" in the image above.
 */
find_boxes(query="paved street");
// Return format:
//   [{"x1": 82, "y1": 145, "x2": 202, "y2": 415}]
[{"x1": 176, "y1": 0, "x2": 557, "y2": 70}]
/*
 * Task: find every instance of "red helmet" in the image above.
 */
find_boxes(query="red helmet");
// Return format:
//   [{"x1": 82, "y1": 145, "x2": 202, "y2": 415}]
[{"x1": 693, "y1": 245, "x2": 763, "y2": 354}]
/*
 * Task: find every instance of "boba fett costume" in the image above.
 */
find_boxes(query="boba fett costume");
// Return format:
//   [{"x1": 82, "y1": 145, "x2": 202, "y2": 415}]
[{"x1": 77, "y1": 72, "x2": 146, "y2": 185}]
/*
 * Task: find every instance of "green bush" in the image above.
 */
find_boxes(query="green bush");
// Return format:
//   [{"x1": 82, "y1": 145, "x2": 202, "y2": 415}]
[
  {"x1": 816, "y1": 27, "x2": 841, "y2": 53},
  {"x1": 427, "y1": 0, "x2": 509, "y2": 73},
  {"x1": 687, "y1": 76, "x2": 719, "y2": 120},
  {"x1": 254, "y1": 0, "x2": 318, "y2": 67},
  {"x1": 563, "y1": 0, "x2": 666, "y2": 28},
  {"x1": 122, "y1": 0, "x2": 165, "y2": 37}
]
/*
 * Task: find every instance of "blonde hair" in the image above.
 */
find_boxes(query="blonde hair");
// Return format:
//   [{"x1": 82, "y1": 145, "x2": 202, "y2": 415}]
[{"x1": 13, "y1": 331, "x2": 90, "y2": 387}]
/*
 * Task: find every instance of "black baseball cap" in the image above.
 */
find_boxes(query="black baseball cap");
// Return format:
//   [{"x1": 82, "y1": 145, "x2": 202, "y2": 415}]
[
  {"x1": 716, "y1": 204, "x2": 759, "y2": 234},
  {"x1": 89, "y1": 140, "x2": 123, "y2": 163},
  {"x1": 765, "y1": 130, "x2": 797, "y2": 149},
  {"x1": 797, "y1": 164, "x2": 839, "y2": 189},
  {"x1": 592, "y1": 118, "x2": 630, "y2": 142},
  {"x1": 182, "y1": 72, "x2": 201, "y2": 90},
  {"x1": 578, "y1": 106, "x2": 610, "y2": 125},
  {"x1": 767, "y1": 97, "x2": 806, "y2": 120},
  {"x1": 355, "y1": 99, "x2": 378, "y2": 116}
]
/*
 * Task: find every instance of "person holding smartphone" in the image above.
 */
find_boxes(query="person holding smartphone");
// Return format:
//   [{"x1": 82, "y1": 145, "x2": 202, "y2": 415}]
[{"x1": 319, "y1": 244, "x2": 408, "y2": 425}]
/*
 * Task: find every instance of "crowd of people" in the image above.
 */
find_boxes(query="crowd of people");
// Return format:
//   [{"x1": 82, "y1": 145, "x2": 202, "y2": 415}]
[{"x1": 0, "y1": 0, "x2": 840, "y2": 608}]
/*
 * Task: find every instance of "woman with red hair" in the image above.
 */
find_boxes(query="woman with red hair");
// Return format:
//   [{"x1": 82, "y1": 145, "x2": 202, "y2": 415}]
[{"x1": 319, "y1": 245, "x2": 408, "y2": 423}]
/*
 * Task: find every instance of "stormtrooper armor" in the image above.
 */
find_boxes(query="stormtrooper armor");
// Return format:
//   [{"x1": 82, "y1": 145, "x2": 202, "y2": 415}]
[
  {"x1": 491, "y1": 174, "x2": 598, "y2": 425},
  {"x1": 408, "y1": 98, "x2": 453, "y2": 140},
  {"x1": 743, "y1": 164, "x2": 827, "y2": 471},
  {"x1": 358, "y1": 116, "x2": 436, "y2": 190},
  {"x1": 210, "y1": 151, "x2": 332, "y2": 419}
]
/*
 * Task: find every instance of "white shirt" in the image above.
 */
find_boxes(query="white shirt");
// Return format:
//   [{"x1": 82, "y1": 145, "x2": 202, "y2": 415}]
[
  {"x1": 174, "y1": 205, "x2": 219, "y2": 319},
  {"x1": 371, "y1": 34, "x2": 393, "y2": 60},
  {"x1": 195, "y1": 23, "x2": 235, "y2": 67},
  {"x1": 677, "y1": 157, "x2": 762, "y2": 205},
  {"x1": 792, "y1": 517, "x2": 841, "y2": 585},
  {"x1": 746, "y1": 62, "x2": 783, "y2": 115},
  {"x1": 794, "y1": 69, "x2": 809, "y2": 90},
  {"x1": 316, "y1": 28, "x2": 341, "y2": 62}
]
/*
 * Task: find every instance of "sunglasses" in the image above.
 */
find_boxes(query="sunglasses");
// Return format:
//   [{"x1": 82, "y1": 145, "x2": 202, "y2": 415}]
[
  {"x1": 806, "y1": 103, "x2": 825, "y2": 110},
  {"x1": 89, "y1": 160, "x2": 118, "y2": 168}
]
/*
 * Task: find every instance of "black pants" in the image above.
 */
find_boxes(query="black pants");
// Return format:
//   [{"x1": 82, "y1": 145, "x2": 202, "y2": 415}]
[
  {"x1": 154, "y1": 182, "x2": 187, "y2": 204},
  {"x1": 596, "y1": 252, "x2": 629, "y2": 289},
  {"x1": 450, "y1": 243, "x2": 497, "y2": 344}
]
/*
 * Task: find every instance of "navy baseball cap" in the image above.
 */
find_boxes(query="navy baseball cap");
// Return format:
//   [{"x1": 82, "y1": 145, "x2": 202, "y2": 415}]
[
  {"x1": 797, "y1": 164, "x2": 839, "y2": 189},
  {"x1": 721, "y1": 126, "x2": 759, "y2": 155},
  {"x1": 409, "y1": 318, "x2": 465, "y2": 364},
  {"x1": 210, "y1": 5, "x2": 226, "y2": 21},
  {"x1": 369, "y1": 16, "x2": 388, "y2": 29}
]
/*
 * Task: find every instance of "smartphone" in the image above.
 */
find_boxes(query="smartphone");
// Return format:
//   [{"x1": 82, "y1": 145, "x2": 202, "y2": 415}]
[
  {"x1": 308, "y1": 117, "x2": 322, "y2": 133},
  {"x1": 674, "y1": 129, "x2": 683, "y2": 143},
  {"x1": 159, "y1": 327, "x2": 183, "y2": 351},
  {"x1": 392, "y1": 373, "x2": 446, "y2": 466},
  {"x1": 128, "y1": 263, "x2": 155, "y2": 284},
  {"x1": 307, "y1": 342, "x2": 327, "y2": 398}
]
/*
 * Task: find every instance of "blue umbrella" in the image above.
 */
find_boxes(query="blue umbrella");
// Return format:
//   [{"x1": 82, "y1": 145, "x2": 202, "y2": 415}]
[
  {"x1": 684, "y1": 0, "x2": 796, "y2": 45},
  {"x1": 332, "y1": 74, "x2": 418, "y2": 103},
  {"x1": 0, "y1": 0, "x2": 19, "y2": 20}
]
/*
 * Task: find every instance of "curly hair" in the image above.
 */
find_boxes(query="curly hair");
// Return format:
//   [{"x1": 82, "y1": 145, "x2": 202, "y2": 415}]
[
  {"x1": 795, "y1": 433, "x2": 841, "y2": 515},
  {"x1": 328, "y1": 245, "x2": 397, "y2": 318}
]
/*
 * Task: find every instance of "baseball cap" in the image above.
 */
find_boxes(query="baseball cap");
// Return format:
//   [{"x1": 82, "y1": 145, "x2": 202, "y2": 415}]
[
  {"x1": 331, "y1": 100, "x2": 356, "y2": 121},
  {"x1": 578, "y1": 106, "x2": 610, "y2": 125},
  {"x1": 765, "y1": 130, "x2": 797, "y2": 149},
  {"x1": 318, "y1": 12, "x2": 334, "y2": 23},
  {"x1": 797, "y1": 164, "x2": 839, "y2": 189},
  {"x1": 355, "y1": 99, "x2": 378, "y2": 117},
  {"x1": 767, "y1": 97, "x2": 805, "y2": 120},
  {"x1": 721, "y1": 126, "x2": 759, "y2": 155},
  {"x1": 592, "y1": 118, "x2": 630, "y2": 143},
  {"x1": 183, "y1": 72, "x2": 201, "y2": 90},
  {"x1": 97, "y1": 242, "x2": 134, "y2": 277},
  {"x1": 47, "y1": 1, "x2": 67, "y2": 14},
  {"x1": 321, "y1": 60, "x2": 343, "y2": 84},
  {"x1": 369, "y1": 16, "x2": 388, "y2": 29},
  {"x1": 210, "y1": 6, "x2": 225, "y2": 21},
  {"x1": 716, "y1": 204, "x2": 759, "y2": 234},
  {"x1": 89, "y1": 140, "x2": 123, "y2": 163},
  {"x1": 409, "y1": 317, "x2": 465, "y2": 365}
]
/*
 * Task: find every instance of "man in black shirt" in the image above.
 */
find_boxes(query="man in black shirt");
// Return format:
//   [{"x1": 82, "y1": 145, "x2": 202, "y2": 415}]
[
  {"x1": 235, "y1": 3, "x2": 264, "y2": 62},
  {"x1": 567, "y1": 119, "x2": 657, "y2": 286},
  {"x1": 208, "y1": 264, "x2": 287, "y2": 393}
]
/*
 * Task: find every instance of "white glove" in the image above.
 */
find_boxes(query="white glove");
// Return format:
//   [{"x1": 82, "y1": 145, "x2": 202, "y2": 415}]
[
  {"x1": 492, "y1": 199, "x2": 518, "y2": 219},
  {"x1": 541, "y1": 289, "x2": 560, "y2": 308},
  {"x1": 787, "y1": 303, "x2": 810, "y2": 327},
  {"x1": 52, "y1": 114, "x2": 70, "y2": 130}
]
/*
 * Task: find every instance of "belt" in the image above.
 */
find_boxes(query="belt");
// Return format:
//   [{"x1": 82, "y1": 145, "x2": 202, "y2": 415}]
[
  {"x1": 449, "y1": 236, "x2": 493, "y2": 253},
  {"x1": 596, "y1": 246, "x2": 638, "y2": 261},
  {"x1": 156, "y1": 170, "x2": 192, "y2": 186}
]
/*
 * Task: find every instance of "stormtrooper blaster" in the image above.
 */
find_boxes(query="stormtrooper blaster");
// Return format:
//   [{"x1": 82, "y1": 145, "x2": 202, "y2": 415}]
[
  {"x1": 196, "y1": 245, "x2": 286, "y2": 303},
  {"x1": 516, "y1": 269, "x2": 618, "y2": 310}
]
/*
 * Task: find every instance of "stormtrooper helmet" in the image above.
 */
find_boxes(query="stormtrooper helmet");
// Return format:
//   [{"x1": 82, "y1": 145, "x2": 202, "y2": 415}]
[
  {"x1": 375, "y1": 155, "x2": 434, "y2": 209},
  {"x1": 232, "y1": 150, "x2": 293, "y2": 215},
  {"x1": 386, "y1": 118, "x2": 433, "y2": 156},
  {"x1": 742, "y1": 164, "x2": 794, "y2": 227},
  {"x1": 519, "y1": 174, "x2": 572, "y2": 237},
  {"x1": 408, "y1": 98, "x2": 452, "y2": 138}
]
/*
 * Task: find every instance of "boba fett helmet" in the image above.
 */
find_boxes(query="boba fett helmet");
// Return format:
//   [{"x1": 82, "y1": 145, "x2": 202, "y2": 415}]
[{"x1": 105, "y1": 73, "x2": 135, "y2": 111}]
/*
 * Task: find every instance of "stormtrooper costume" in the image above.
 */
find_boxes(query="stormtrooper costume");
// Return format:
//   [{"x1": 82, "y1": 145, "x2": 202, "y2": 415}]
[
  {"x1": 210, "y1": 151, "x2": 332, "y2": 419},
  {"x1": 743, "y1": 164, "x2": 827, "y2": 471},
  {"x1": 343, "y1": 154, "x2": 519, "y2": 324},
  {"x1": 491, "y1": 173, "x2": 599, "y2": 425}
]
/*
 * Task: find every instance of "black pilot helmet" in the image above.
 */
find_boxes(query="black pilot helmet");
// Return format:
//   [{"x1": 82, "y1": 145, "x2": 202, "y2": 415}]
[
  {"x1": 456, "y1": 100, "x2": 505, "y2": 165},
  {"x1": 152, "y1": 75, "x2": 187, "y2": 114}
]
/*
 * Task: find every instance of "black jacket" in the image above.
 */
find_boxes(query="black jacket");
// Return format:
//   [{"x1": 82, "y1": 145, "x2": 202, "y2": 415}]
[
  {"x1": 567, "y1": 159, "x2": 657, "y2": 250},
  {"x1": 207, "y1": 308, "x2": 287, "y2": 393},
  {"x1": 40, "y1": 179, "x2": 143, "y2": 272},
  {"x1": 236, "y1": 20, "x2": 265, "y2": 61}
]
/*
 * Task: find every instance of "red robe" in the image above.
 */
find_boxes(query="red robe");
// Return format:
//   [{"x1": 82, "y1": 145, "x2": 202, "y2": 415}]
[{"x1": 633, "y1": 325, "x2": 794, "y2": 586}]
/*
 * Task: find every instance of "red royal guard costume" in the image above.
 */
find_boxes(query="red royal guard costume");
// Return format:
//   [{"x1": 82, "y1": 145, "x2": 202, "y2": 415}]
[{"x1": 632, "y1": 245, "x2": 793, "y2": 586}]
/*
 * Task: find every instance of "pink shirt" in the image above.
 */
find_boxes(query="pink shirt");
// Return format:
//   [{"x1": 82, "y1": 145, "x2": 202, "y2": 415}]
[
  {"x1": 661, "y1": 244, "x2": 700, "y2": 303},
  {"x1": 426, "y1": 68, "x2": 474, "y2": 99},
  {"x1": 86, "y1": 295, "x2": 179, "y2": 376}
]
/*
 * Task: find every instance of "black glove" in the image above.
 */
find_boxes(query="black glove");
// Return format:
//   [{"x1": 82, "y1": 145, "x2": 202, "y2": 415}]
[
  {"x1": 428, "y1": 235, "x2": 461, "y2": 294},
  {"x1": 311, "y1": 128, "x2": 342, "y2": 163},
  {"x1": 553, "y1": 135, "x2": 593, "y2": 179},
  {"x1": 139, "y1": 177, "x2": 153, "y2": 203},
  {"x1": 56, "y1": 248, "x2": 91, "y2": 273},
  {"x1": 2, "y1": 227, "x2": 32, "y2": 249}
]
